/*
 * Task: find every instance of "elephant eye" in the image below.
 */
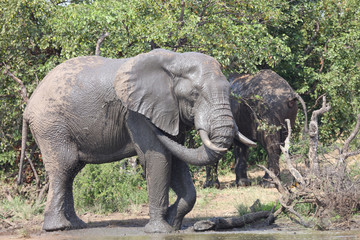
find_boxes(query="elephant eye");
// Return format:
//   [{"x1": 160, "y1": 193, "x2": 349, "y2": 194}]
[{"x1": 190, "y1": 90, "x2": 199, "y2": 100}]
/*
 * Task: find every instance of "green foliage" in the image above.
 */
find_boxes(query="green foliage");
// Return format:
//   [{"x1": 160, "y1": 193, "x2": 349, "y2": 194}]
[
  {"x1": 247, "y1": 144, "x2": 268, "y2": 167},
  {"x1": 273, "y1": 0, "x2": 360, "y2": 144},
  {"x1": 73, "y1": 160, "x2": 147, "y2": 213},
  {"x1": 237, "y1": 200, "x2": 281, "y2": 216},
  {"x1": 0, "y1": 196, "x2": 44, "y2": 221},
  {"x1": 0, "y1": 151, "x2": 18, "y2": 177}
]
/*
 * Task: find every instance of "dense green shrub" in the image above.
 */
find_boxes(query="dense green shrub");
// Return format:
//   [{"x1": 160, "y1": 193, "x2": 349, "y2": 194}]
[
  {"x1": 73, "y1": 160, "x2": 147, "y2": 213},
  {"x1": 237, "y1": 200, "x2": 281, "y2": 216}
]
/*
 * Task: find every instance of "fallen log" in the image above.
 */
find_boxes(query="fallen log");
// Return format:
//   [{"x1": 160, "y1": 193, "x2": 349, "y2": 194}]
[{"x1": 193, "y1": 211, "x2": 271, "y2": 231}]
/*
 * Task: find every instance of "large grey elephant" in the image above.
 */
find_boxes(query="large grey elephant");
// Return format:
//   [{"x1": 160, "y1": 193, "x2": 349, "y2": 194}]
[
  {"x1": 204, "y1": 69, "x2": 307, "y2": 188},
  {"x1": 20, "y1": 49, "x2": 255, "y2": 233}
]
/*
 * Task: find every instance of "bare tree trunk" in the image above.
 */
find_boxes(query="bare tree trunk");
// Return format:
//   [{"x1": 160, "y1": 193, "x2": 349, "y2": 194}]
[
  {"x1": 338, "y1": 113, "x2": 360, "y2": 165},
  {"x1": 95, "y1": 29, "x2": 109, "y2": 56},
  {"x1": 308, "y1": 96, "x2": 330, "y2": 176},
  {"x1": 2, "y1": 64, "x2": 32, "y2": 185}
]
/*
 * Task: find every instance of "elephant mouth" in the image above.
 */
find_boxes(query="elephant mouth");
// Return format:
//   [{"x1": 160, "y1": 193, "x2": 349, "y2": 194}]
[{"x1": 199, "y1": 129, "x2": 227, "y2": 152}]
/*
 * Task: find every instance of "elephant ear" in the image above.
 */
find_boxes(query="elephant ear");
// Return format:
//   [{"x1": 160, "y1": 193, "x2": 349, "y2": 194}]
[{"x1": 114, "y1": 49, "x2": 180, "y2": 136}]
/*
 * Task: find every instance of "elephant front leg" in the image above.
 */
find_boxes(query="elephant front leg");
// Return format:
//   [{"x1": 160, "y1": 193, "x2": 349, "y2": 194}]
[
  {"x1": 166, "y1": 159, "x2": 196, "y2": 230},
  {"x1": 127, "y1": 111, "x2": 174, "y2": 233},
  {"x1": 142, "y1": 151, "x2": 173, "y2": 233},
  {"x1": 234, "y1": 144, "x2": 251, "y2": 187}
]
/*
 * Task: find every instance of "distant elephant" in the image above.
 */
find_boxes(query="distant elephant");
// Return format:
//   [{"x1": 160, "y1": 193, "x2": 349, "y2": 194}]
[
  {"x1": 20, "y1": 49, "x2": 256, "y2": 233},
  {"x1": 204, "y1": 69, "x2": 307, "y2": 188}
]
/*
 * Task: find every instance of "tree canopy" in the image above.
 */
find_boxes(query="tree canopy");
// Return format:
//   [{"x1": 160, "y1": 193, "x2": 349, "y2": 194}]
[{"x1": 1, "y1": 0, "x2": 360, "y2": 175}]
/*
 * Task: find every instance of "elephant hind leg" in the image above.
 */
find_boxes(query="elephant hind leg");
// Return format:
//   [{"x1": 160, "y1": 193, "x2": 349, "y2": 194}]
[
  {"x1": 38, "y1": 137, "x2": 86, "y2": 231},
  {"x1": 166, "y1": 159, "x2": 196, "y2": 230}
]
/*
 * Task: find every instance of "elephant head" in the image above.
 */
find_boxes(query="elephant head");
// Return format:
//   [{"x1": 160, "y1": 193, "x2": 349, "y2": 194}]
[{"x1": 114, "y1": 49, "x2": 255, "y2": 166}]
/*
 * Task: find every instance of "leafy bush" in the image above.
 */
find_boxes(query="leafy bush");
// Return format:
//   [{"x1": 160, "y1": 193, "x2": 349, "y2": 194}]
[
  {"x1": 73, "y1": 160, "x2": 147, "y2": 214},
  {"x1": 236, "y1": 200, "x2": 281, "y2": 216},
  {"x1": 0, "y1": 196, "x2": 44, "y2": 221}
]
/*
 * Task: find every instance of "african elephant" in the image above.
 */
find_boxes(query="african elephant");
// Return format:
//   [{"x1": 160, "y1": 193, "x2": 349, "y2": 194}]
[
  {"x1": 20, "y1": 49, "x2": 255, "y2": 233},
  {"x1": 204, "y1": 69, "x2": 307, "y2": 188}
]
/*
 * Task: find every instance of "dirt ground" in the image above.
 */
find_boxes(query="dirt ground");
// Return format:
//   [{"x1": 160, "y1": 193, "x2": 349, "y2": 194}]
[{"x1": 0, "y1": 170, "x2": 358, "y2": 240}]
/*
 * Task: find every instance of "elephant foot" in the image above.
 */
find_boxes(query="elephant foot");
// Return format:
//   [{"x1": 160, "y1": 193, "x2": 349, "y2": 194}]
[
  {"x1": 236, "y1": 178, "x2": 251, "y2": 187},
  {"x1": 43, "y1": 213, "x2": 72, "y2": 231},
  {"x1": 166, "y1": 205, "x2": 182, "y2": 230},
  {"x1": 203, "y1": 179, "x2": 220, "y2": 189},
  {"x1": 144, "y1": 219, "x2": 174, "y2": 233},
  {"x1": 43, "y1": 212, "x2": 87, "y2": 231},
  {"x1": 67, "y1": 215, "x2": 87, "y2": 229},
  {"x1": 261, "y1": 178, "x2": 276, "y2": 188}
]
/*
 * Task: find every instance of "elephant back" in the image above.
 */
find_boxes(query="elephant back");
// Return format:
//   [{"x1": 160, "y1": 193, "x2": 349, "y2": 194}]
[
  {"x1": 229, "y1": 70, "x2": 296, "y2": 105},
  {"x1": 229, "y1": 70, "x2": 298, "y2": 136}
]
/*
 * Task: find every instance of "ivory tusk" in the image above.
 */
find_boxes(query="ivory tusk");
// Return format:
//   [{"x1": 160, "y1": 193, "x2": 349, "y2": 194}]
[
  {"x1": 199, "y1": 129, "x2": 228, "y2": 152},
  {"x1": 236, "y1": 131, "x2": 257, "y2": 147}
]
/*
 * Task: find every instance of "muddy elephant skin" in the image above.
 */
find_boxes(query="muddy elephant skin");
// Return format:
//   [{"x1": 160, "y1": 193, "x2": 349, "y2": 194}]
[
  {"x1": 21, "y1": 49, "x2": 254, "y2": 233},
  {"x1": 204, "y1": 69, "x2": 307, "y2": 188}
]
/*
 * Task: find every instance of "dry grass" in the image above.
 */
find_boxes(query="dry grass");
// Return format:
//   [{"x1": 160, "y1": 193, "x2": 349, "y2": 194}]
[{"x1": 186, "y1": 172, "x2": 280, "y2": 219}]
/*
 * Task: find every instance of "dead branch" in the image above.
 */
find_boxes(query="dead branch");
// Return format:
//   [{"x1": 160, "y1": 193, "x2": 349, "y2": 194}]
[
  {"x1": 257, "y1": 164, "x2": 287, "y2": 195},
  {"x1": 256, "y1": 99, "x2": 359, "y2": 230},
  {"x1": 17, "y1": 118, "x2": 27, "y2": 185},
  {"x1": 36, "y1": 182, "x2": 49, "y2": 206},
  {"x1": 2, "y1": 64, "x2": 32, "y2": 186},
  {"x1": 278, "y1": 199, "x2": 312, "y2": 228},
  {"x1": 178, "y1": 0, "x2": 185, "y2": 28},
  {"x1": 309, "y1": 93, "x2": 326, "y2": 112},
  {"x1": 27, "y1": 144, "x2": 40, "y2": 187},
  {"x1": 280, "y1": 119, "x2": 305, "y2": 186},
  {"x1": 95, "y1": 29, "x2": 109, "y2": 56},
  {"x1": 308, "y1": 96, "x2": 331, "y2": 175},
  {"x1": 0, "y1": 218, "x2": 16, "y2": 227},
  {"x1": 339, "y1": 113, "x2": 360, "y2": 164},
  {"x1": 2, "y1": 63, "x2": 28, "y2": 103}
]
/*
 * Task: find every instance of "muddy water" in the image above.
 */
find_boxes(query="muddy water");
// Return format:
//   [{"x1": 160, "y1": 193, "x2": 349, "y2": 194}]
[{"x1": 53, "y1": 228, "x2": 360, "y2": 240}]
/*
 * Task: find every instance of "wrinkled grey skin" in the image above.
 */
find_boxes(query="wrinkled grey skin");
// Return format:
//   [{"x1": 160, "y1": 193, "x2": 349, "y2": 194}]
[
  {"x1": 204, "y1": 70, "x2": 307, "y2": 188},
  {"x1": 22, "y1": 49, "x2": 239, "y2": 233}
]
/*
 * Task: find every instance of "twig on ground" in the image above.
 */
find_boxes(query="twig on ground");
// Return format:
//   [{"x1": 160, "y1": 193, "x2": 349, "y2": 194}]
[{"x1": 0, "y1": 218, "x2": 16, "y2": 227}]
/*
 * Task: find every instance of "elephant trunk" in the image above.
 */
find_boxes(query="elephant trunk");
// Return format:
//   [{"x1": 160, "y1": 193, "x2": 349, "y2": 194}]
[
  {"x1": 207, "y1": 103, "x2": 235, "y2": 151},
  {"x1": 153, "y1": 129, "x2": 223, "y2": 166}
]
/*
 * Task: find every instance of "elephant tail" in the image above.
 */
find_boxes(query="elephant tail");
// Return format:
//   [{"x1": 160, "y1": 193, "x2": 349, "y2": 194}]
[
  {"x1": 295, "y1": 93, "x2": 308, "y2": 138},
  {"x1": 17, "y1": 117, "x2": 28, "y2": 185}
]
